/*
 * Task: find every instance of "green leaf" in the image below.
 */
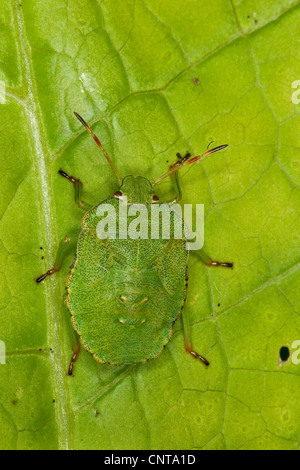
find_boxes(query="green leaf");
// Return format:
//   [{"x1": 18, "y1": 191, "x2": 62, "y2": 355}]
[{"x1": 1, "y1": 0, "x2": 300, "y2": 450}]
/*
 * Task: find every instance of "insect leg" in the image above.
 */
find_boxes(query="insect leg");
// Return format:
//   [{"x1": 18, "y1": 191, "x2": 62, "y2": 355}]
[
  {"x1": 68, "y1": 338, "x2": 81, "y2": 376},
  {"x1": 181, "y1": 308, "x2": 209, "y2": 366},
  {"x1": 35, "y1": 236, "x2": 71, "y2": 283},
  {"x1": 197, "y1": 249, "x2": 233, "y2": 268},
  {"x1": 166, "y1": 152, "x2": 191, "y2": 204},
  {"x1": 58, "y1": 169, "x2": 91, "y2": 210},
  {"x1": 61, "y1": 298, "x2": 81, "y2": 375},
  {"x1": 168, "y1": 172, "x2": 182, "y2": 203}
]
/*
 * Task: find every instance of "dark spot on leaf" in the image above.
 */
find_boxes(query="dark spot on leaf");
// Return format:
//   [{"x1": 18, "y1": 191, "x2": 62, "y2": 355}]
[
  {"x1": 218, "y1": 303, "x2": 221, "y2": 307},
  {"x1": 192, "y1": 77, "x2": 200, "y2": 84},
  {"x1": 279, "y1": 346, "x2": 289, "y2": 362},
  {"x1": 40, "y1": 246, "x2": 43, "y2": 250}
]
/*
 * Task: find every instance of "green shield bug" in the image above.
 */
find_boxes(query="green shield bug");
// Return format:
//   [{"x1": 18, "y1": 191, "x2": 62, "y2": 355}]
[{"x1": 35, "y1": 112, "x2": 233, "y2": 375}]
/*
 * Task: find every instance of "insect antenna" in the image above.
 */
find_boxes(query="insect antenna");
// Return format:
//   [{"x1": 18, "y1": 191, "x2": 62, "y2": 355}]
[
  {"x1": 152, "y1": 144, "x2": 228, "y2": 186},
  {"x1": 74, "y1": 112, "x2": 122, "y2": 185}
]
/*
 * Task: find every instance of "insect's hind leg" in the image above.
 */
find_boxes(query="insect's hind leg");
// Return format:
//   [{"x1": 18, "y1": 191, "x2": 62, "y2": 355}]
[
  {"x1": 36, "y1": 236, "x2": 81, "y2": 374},
  {"x1": 64, "y1": 311, "x2": 81, "y2": 376},
  {"x1": 68, "y1": 344, "x2": 81, "y2": 376},
  {"x1": 60, "y1": 294, "x2": 81, "y2": 376},
  {"x1": 181, "y1": 308, "x2": 209, "y2": 367},
  {"x1": 35, "y1": 235, "x2": 71, "y2": 284}
]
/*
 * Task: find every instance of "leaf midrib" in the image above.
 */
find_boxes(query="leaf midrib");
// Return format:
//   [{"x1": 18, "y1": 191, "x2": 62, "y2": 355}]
[{"x1": 12, "y1": 1, "x2": 72, "y2": 449}]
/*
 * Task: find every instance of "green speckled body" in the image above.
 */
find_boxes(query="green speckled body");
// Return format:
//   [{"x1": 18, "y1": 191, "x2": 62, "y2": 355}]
[{"x1": 66, "y1": 176, "x2": 188, "y2": 365}]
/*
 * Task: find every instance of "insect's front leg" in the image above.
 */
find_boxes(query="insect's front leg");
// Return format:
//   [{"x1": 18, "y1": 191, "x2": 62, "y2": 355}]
[
  {"x1": 35, "y1": 235, "x2": 72, "y2": 283},
  {"x1": 166, "y1": 152, "x2": 191, "y2": 204},
  {"x1": 169, "y1": 171, "x2": 182, "y2": 203},
  {"x1": 58, "y1": 169, "x2": 92, "y2": 211}
]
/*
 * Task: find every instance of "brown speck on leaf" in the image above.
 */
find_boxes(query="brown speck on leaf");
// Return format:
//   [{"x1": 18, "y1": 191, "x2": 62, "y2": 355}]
[
  {"x1": 192, "y1": 77, "x2": 200, "y2": 84},
  {"x1": 247, "y1": 13, "x2": 258, "y2": 24}
]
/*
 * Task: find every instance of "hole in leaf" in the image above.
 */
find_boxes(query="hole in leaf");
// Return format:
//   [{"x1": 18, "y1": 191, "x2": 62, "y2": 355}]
[{"x1": 279, "y1": 346, "x2": 289, "y2": 362}]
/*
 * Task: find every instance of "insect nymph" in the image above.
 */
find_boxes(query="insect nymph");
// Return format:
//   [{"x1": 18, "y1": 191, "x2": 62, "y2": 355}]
[{"x1": 36, "y1": 112, "x2": 233, "y2": 375}]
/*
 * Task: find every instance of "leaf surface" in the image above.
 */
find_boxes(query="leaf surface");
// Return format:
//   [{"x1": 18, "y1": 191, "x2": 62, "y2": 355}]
[{"x1": 0, "y1": 0, "x2": 300, "y2": 450}]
